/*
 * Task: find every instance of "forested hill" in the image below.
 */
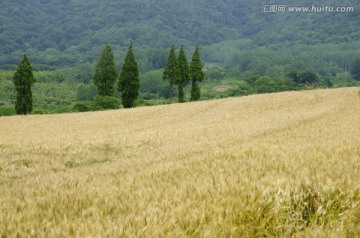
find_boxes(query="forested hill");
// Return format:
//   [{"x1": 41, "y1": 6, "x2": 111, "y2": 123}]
[{"x1": 0, "y1": 0, "x2": 359, "y2": 68}]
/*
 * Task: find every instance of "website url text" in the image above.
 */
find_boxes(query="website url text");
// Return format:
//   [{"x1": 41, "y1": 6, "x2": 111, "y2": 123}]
[{"x1": 262, "y1": 5, "x2": 355, "y2": 13}]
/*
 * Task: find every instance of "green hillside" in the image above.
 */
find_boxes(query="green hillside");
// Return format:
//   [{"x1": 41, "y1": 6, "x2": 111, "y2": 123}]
[{"x1": 0, "y1": 0, "x2": 359, "y2": 69}]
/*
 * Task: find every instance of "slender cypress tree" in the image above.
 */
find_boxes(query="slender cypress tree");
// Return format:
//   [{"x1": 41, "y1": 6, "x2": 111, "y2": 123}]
[
  {"x1": 177, "y1": 45, "x2": 189, "y2": 103},
  {"x1": 163, "y1": 45, "x2": 180, "y2": 102},
  {"x1": 93, "y1": 45, "x2": 117, "y2": 96},
  {"x1": 190, "y1": 45, "x2": 205, "y2": 101},
  {"x1": 350, "y1": 56, "x2": 360, "y2": 81},
  {"x1": 118, "y1": 43, "x2": 140, "y2": 108},
  {"x1": 13, "y1": 54, "x2": 36, "y2": 115}
]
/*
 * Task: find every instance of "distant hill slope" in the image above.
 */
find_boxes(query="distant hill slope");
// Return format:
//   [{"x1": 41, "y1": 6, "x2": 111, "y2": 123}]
[{"x1": 0, "y1": 0, "x2": 359, "y2": 67}]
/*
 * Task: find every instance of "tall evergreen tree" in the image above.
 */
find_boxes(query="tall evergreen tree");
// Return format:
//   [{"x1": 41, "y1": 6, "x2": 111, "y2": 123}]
[
  {"x1": 93, "y1": 45, "x2": 117, "y2": 96},
  {"x1": 190, "y1": 45, "x2": 205, "y2": 101},
  {"x1": 118, "y1": 43, "x2": 140, "y2": 108},
  {"x1": 350, "y1": 56, "x2": 360, "y2": 81},
  {"x1": 163, "y1": 45, "x2": 180, "y2": 101},
  {"x1": 13, "y1": 54, "x2": 36, "y2": 115},
  {"x1": 177, "y1": 45, "x2": 189, "y2": 103}
]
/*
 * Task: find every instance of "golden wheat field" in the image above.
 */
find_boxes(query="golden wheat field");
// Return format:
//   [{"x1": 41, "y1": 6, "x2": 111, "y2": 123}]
[{"x1": 1, "y1": 87, "x2": 360, "y2": 237}]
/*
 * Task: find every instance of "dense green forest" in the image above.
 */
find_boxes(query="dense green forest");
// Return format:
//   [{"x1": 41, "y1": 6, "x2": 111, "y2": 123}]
[
  {"x1": 1, "y1": 0, "x2": 359, "y2": 69},
  {"x1": 1, "y1": 0, "x2": 360, "y2": 115}
]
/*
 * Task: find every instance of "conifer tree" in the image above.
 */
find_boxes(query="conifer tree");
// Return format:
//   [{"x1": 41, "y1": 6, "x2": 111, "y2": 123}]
[
  {"x1": 177, "y1": 45, "x2": 189, "y2": 103},
  {"x1": 190, "y1": 45, "x2": 205, "y2": 101},
  {"x1": 13, "y1": 54, "x2": 36, "y2": 115},
  {"x1": 350, "y1": 56, "x2": 360, "y2": 81},
  {"x1": 163, "y1": 45, "x2": 180, "y2": 101},
  {"x1": 118, "y1": 43, "x2": 140, "y2": 108},
  {"x1": 93, "y1": 45, "x2": 117, "y2": 96}
]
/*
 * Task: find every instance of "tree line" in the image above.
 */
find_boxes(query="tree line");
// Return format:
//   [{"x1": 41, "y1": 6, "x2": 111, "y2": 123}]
[
  {"x1": 11, "y1": 44, "x2": 205, "y2": 115},
  {"x1": 163, "y1": 44, "x2": 205, "y2": 103}
]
